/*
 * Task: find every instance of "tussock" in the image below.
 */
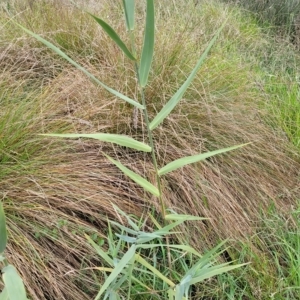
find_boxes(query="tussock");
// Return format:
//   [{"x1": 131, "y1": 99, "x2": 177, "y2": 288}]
[{"x1": 1, "y1": 0, "x2": 300, "y2": 298}]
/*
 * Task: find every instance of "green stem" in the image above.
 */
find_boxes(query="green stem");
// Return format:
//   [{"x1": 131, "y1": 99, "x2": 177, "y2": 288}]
[
  {"x1": 127, "y1": 19, "x2": 171, "y2": 270},
  {"x1": 139, "y1": 85, "x2": 166, "y2": 219},
  {"x1": 128, "y1": 30, "x2": 166, "y2": 219}
]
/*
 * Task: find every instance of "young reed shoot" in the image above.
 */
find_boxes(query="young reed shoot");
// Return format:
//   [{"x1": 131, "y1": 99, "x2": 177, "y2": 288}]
[{"x1": 16, "y1": 0, "x2": 248, "y2": 298}]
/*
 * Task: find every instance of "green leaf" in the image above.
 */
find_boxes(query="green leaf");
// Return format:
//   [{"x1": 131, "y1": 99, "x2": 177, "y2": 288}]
[
  {"x1": 155, "y1": 220, "x2": 183, "y2": 234},
  {"x1": 165, "y1": 214, "x2": 208, "y2": 222},
  {"x1": 104, "y1": 154, "x2": 160, "y2": 197},
  {"x1": 158, "y1": 144, "x2": 247, "y2": 176},
  {"x1": 0, "y1": 288, "x2": 8, "y2": 300},
  {"x1": 167, "y1": 288, "x2": 175, "y2": 300},
  {"x1": 137, "y1": 244, "x2": 202, "y2": 257},
  {"x1": 115, "y1": 234, "x2": 137, "y2": 243},
  {"x1": 15, "y1": 23, "x2": 143, "y2": 109},
  {"x1": 123, "y1": 0, "x2": 135, "y2": 30},
  {"x1": 2, "y1": 265, "x2": 27, "y2": 300},
  {"x1": 0, "y1": 202, "x2": 7, "y2": 253},
  {"x1": 94, "y1": 245, "x2": 136, "y2": 300},
  {"x1": 136, "y1": 232, "x2": 163, "y2": 244},
  {"x1": 40, "y1": 133, "x2": 151, "y2": 152},
  {"x1": 150, "y1": 23, "x2": 226, "y2": 130},
  {"x1": 109, "y1": 221, "x2": 138, "y2": 235},
  {"x1": 139, "y1": 0, "x2": 155, "y2": 87},
  {"x1": 85, "y1": 235, "x2": 114, "y2": 266},
  {"x1": 88, "y1": 13, "x2": 136, "y2": 61},
  {"x1": 189, "y1": 263, "x2": 248, "y2": 285},
  {"x1": 135, "y1": 254, "x2": 175, "y2": 288},
  {"x1": 112, "y1": 204, "x2": 140, "y2": 231}
]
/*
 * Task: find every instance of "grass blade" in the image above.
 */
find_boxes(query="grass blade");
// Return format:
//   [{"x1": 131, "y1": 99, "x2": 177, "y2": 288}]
[
  {"x1": 104, "y1": 154, "x2": 160, "y2": 197},
  {"x1": 150, "y1": 23, "x2": 225, "y2": 130},
  {"x1": 0, "y1": 202, "x2": 7, "y2": 253},
  {"x1": 190, "y1": 264, "x2": 248, "y2": 285},
  {"x1": 40, "y1": 133, "x2": 151, "y2": 152},
  {"x1": 165, "y1": 214, "x2": 208, "y2": 222},
  {"x1": 158, "y1": 144, "x2": 247, "y2": 176},
  {"x1": 2, "y1": 265, "x2": 27, "y2": 300},
  {"x1": 16, "y1": 23, "x2": 143, "y2": 109},
  {"x1": 135, "y1": 254, "x2": 175, "y2": 288},
  {"x1": 85, "y1": 235, "x2": 114, "y2": 266},
  {"x1": 111, "y1": 204, "x2": 140, "y2": 231},
  {"x1": 139, "y1": 0, "x2": 155, "y2": 87},
  {"x1": 94, "y1": 245, "x2": 136, "y2": 300},
  {"x1": 88, "y1": 13, "x2": 136, "y2": 60},
  {"x1": 0, "y1": 288, "x2": 8, "y2": 300},
  {"x1": 138, "y1": 244, "x2": 202, "y2": 257},
  {"x1": 123, "y1": 0, "x2": 135, "y2": 30}
]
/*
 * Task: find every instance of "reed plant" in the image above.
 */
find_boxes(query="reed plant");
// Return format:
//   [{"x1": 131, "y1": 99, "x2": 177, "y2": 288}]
[{"x1": 13, "y1": 1, "x2": 251, "y2": 298}]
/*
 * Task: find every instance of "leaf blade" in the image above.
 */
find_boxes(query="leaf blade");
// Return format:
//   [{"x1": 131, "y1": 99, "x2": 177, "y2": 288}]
[
  {"x1": 123, "y1": 0, "x2": 135, "y2": 30},
  {"x1": 150, "y1": 23, "x2": 225, "y2": 130},
  {"x1": 0, "y1": 202, "x2": 7, "y2": 253},
  {"x1": 88, "y1": 13, "x2": 136, "y2": 60},
  {"x1": 137, "y1": 244, "x2": 202, "y2": 257},
  {"x1": 158, "y1": 144, "x2": 247, "y2": 176},
  {"x1": 135, "y1": 254, "x2": 175, "y2": 288},
  {"x1": 165, "y1": 214, "x2": 208, "y2": 222},
  {"x1": 0, "y1": 288, "x2": 8, "y2": 300},
  {"x1": 40, "y1": 133, "x2": 151, "y2": 152},
  {"x1": 94, "y1": 245, "x2": 136, "y2": 300},
  {"x1": 85, "y1": 235, "x2": 114, "y2": 266},
  {"x1": 139, "y1": 0, "x2": 155, "y2": 87},
  {"x1": 16, "y1": 23, "x2": 143, "y2": 109},
  {"x1": 104, "y1": 154, "x2": 160, "y2": 197},
  {"x1": 189, "y1": 263, "x2": 249, "y2": 285},
  {"x1": 2, "y1": 265, "x2": 27, "y2": 300}
]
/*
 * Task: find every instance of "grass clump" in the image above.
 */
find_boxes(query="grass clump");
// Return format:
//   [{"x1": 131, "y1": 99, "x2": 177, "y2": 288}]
[
  {"x1": 0, "y1": 0, "x2": 300, "y2": 299},
  {"x1": 221, "y1": 0, "x2": 300, "y2": 41}
]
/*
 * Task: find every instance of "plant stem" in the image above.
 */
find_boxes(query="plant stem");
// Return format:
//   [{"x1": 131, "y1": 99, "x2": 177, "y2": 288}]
[
  {"x1": 128, "y1": 30, "x2": 166, "y2": 219},
  {"x1": 128, "y1": 27, "x2": 171, "y2": 269}
]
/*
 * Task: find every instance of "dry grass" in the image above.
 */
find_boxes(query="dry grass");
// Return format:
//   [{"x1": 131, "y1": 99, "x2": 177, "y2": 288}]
[{"x1": 1, "y1": 0, "x2": 300, "y2": 299}]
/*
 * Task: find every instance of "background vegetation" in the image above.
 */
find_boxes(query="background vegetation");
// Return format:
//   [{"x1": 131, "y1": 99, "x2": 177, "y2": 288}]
[{"x1": 0, "y1": 0, "x2": 299, "y2": 299}]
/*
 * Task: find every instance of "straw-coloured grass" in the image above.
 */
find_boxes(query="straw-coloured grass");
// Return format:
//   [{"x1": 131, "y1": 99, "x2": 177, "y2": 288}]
[{"x1": 1, "y1": 0, "x2": 300, "y2": 298}]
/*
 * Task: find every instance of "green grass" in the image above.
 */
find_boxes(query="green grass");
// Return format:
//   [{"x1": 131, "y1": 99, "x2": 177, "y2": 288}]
[
  {"x1": 221, "y1": 0, "x2": 300, "y2": 38},
  {"x1": 0, "y1": 0, "x2": 300, "y2": 299}
]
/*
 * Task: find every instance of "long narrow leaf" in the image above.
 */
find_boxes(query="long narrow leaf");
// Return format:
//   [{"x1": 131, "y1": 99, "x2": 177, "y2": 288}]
[
  {"x1": 16, "y1": 24, "x2": 143, "y2": 109},
  {"x1": 88, "y1": 13, "x2": 136, "y2": 60},
  {"x1": 139, "y1": 0, "x2": 155, "y2": 87},
  {"x1": 165, "y1": 214, "x2": 208, "y2": 222},
  {"x1": 137, "y1": 244, "x2": 202, "y2": 257},
  {"x1": 2, "y1": 265, "x2": 27, "y2": 300},
  {"x1": 150, "y1": 23, "x2": 226, "y2": 130},
  {"x1": 85, "y1": 235, "x2": 114, "y2": 266},
  {"x1": 104, "y1": 154, "x2": 160, "y2": 196},
  {"x1": 190, "y1": 263, "x2": 248, "y2": 285},
  {"x1": 112, "y1": 204, "x2": 140, "y2": 231},
  {"x1": 155, "y1": 220, "x2": 183, "y2": 234},
  {"x1": 109, "y1": 221, "x2": 138, "y2": 235},
  {"x1": 0, "y1": 202, "x2": 7, "y2": 253},
  {"x1": 135, "y1": 254, "x2": 175, "y2": 288},
  {"x1": 94, "y1": 245, "x2": 136, "y2": 300},
  {"x1": 0, "y1": 288, "x2": 8, "y2": 300},
  {"x1": 158, "y1": 144, "x2": 247, "y2": 176},
  {"x1": 186, "y1": 241, "x2": 228, "y2": 273},
  {"x1": 40, "y1": 133, "x2": 151, "y2": 152},
  {"x1": 123, "y1": 0, "x2": 135, "y2": 30}
]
